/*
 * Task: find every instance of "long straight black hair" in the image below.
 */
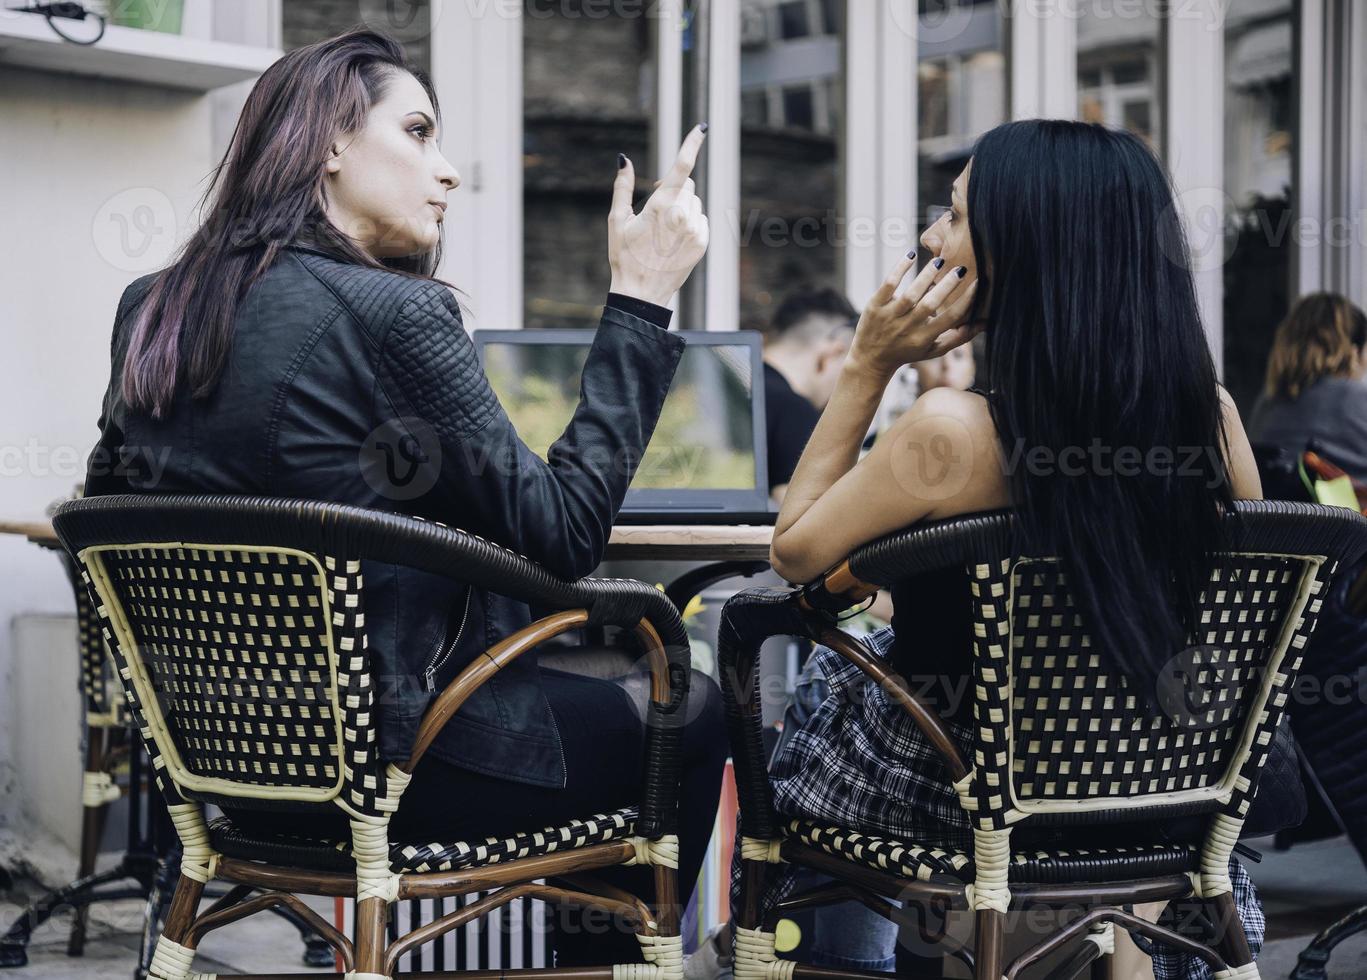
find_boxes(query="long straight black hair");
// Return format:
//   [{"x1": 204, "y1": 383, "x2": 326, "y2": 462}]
[
  {"x1": 966, "y1": 120, "x2": 1236, "y2": 700},
  {"x1": 121, "y1": 27, "x2": 453, "y2": 420}
]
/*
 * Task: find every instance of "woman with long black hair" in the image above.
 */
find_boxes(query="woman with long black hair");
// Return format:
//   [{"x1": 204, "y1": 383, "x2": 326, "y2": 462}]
[
  {"x1": 83, "y1": 27, "x2": 727, "y2": 967},
  {"x1": 692, "y1": 120, "x2": 1269, "y2": 980}
]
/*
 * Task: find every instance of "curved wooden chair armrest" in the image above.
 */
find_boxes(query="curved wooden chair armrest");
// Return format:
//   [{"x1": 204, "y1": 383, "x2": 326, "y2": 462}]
[
  {"x1": 403, "y1": 611, "x2": 675, "y2": 774},
  {"x1": 811, "y1": 623, "x2": 971, "y2": 784}
]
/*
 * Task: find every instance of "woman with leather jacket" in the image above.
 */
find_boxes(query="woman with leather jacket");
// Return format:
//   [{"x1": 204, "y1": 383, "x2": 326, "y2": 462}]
[{"x1": 82, "y1": 27, "x2": 727, "y2": 966}]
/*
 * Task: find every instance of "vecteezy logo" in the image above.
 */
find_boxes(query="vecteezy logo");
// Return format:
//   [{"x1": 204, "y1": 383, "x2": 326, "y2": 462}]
[
  {"x1": 1159, "y1": 185, "x2": 1238, "y2": 273},
  {"x1": 360, "y1": 0, "x2": 435, "y2": 41},
  {"x1": 92, "y1": 187, "x2": 178, "y2": 273},
  {"x1": 1154, "y1": 644, "x2": 1249, "y2": 731},
  {"x1": 359, "y1": 417, "x2": 442, "y2": 500},
  {"x1": 887, "y1": 0, "x2": 974, "y2": 45},
  {"x1": 888, "y1": 411, "x2": 975, "y2": 503}
]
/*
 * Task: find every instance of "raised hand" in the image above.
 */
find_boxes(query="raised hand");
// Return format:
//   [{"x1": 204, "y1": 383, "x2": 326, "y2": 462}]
[
  {"x1": 847, "y1": 253, "x2": 982, "y2": 381},
  {"x1": 607, "y1": 124, "x2": 710, "y2": 307}
]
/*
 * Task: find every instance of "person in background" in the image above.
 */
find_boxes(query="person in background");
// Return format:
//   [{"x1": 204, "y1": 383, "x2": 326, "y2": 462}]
[
  {"x1": 866, "y1": 332, "x2": 980, "y2": 454},
  {"x1": 913, "y1": 338, "x2": 977, "y2": 394},
  {"x1": 762, "y1": 287, "x2": 858, "y2": 504},
  {"x1": 1250, "y1": 292, "x2": 1367, "y2": 482}
]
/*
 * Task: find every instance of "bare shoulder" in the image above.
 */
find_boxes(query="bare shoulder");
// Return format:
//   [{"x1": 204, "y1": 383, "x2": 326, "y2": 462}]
[
  {"x1": 904, "y1": 384, "x2": 994, "y2": 429},
  {"x1": 887, "y1": 385, "x2": 1009, "y2": 517},
  {"x1": 1217, "y1": 384, "x2": 1264, "y2": 500}
]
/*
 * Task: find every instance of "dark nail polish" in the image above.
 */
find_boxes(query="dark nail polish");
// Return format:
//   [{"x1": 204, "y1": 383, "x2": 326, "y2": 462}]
[
  {"x1": 617, "y1": 153, "x2": 627, "y2": 170},
  {"x1": 957, "y1": 266, "x2": 968, "y2": 278},
  {"x1": 906, "y1": 249, "x2": 917, "y2": 260},
  {"x1": 933, "y1": 257, "x2": 945, "y2": 269},
  {"x1": 699, "y1": 122, "x2": 709, "y2": 134}
]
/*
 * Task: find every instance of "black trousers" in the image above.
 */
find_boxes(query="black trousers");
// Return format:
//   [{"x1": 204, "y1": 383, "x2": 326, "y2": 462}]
[{"x1": 229, "y1": 666, "x2": 728, "y2": 967}]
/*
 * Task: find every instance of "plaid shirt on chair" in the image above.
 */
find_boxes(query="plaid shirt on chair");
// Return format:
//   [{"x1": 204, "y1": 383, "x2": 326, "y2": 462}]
[{"x1": 747, "y1": 624, "x2": 1265, "y2": 980}]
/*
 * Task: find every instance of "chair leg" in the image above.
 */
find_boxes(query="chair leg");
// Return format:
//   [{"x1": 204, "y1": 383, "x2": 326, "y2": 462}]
[
  {"x1": 1206, "y1": 891, "x2": 1260, "y2": 980},
  {"x1": 68, "y1": 730, "x2": 114, "y2": 957},
  {"x1": 65, "y1": 799, "x2": 106, "y2": 956},
  {"x1": 137, "y1": 856, "x2": 176, "y2": 980},
  {"x1": 1291, "y1": 902, "x2": 1367, "y2": 980},
  {"x1": 146, "y1": 874, "x2": 205, "y2": 980},
  {"x1": 636, "y1": 865, "x2": 684, "y2": 980},
  {"x1": 975, "y1": 909, "x2": 1005, "y2": 980},
  {"x1": 353, "y1": 895, "x2": 389, "y2": 979}
]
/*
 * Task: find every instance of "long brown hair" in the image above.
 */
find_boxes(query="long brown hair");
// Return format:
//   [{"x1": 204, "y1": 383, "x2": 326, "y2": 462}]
[
  {"x1": 121, "y1": 27, "x2": 452, "y2": 419},
  {"x1": 1264, "y1": 293, "x2": 1367, "y2": 401}
]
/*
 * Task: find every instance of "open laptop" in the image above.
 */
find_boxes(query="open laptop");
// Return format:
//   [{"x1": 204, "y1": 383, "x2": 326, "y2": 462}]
[{"x1": 475, "y1": 328, "x2": 775, "y2": 525}]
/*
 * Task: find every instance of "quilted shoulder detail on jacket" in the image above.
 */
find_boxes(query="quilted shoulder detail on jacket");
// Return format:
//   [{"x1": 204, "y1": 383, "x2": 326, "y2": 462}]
[
  {"x1": 379, "y1": 280, "x2": 502, "y2": 443},
  {"x1": 288, "y1": 250, "x2": 437, "y2": 346}
]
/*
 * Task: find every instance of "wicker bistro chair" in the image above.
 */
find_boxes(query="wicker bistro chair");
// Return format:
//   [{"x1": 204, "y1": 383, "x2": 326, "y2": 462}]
[
  {"x1": 66, "y1": 549, "x2": 130, "y2": 948},
  {"x1": 0, "y1": 551, "x2": 132, "y2": 966},
  {"x1": 51, "y1": 493, "x2": 695, "y2": 980},
  {"x1": 719, "y1": 501, "x2": 1367, "y2": 980},
  {"x1": 1, "y1": 545, "x2": 334, "y2": 972}
]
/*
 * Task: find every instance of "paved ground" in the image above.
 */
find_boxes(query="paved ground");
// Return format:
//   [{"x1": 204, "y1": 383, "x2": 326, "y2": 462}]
[{"x1": 2, "y1": 834, "x2": 1366, "y2": 978}]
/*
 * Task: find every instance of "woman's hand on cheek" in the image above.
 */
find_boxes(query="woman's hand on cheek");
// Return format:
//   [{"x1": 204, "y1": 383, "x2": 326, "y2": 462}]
[{"x1": 846, "y1": 253, "x2": 980, "y2": 382}]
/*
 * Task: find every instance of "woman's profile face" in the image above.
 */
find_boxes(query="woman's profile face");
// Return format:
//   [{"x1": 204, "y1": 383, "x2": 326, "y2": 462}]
[
  {"x1": 323, "y1": 70, "x2": 460, "y2": 258},
  {"x1": 918, "y1": 160, "x2": 977, "y2": 282}
]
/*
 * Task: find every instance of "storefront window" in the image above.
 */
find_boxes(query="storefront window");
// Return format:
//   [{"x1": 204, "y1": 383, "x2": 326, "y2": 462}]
[
  {"x1": 1076, "y1": 2, "x2": 1163, "y2": 152},
  {"x1": 917, "y1": 2, "x2": 1005, "y2": 232},
  {"x1": 522, "y1": 1, "x2": 656, "y2": 329},
  {"x1": 282, "y1": 0, "x2": 431, "y2": 73},
  {"x1": 737, "y1": 0, "x2": 845, "y2": 329},
  {"x1": 1220, "y1": 0, "x2": 1294, "y2": 413}
]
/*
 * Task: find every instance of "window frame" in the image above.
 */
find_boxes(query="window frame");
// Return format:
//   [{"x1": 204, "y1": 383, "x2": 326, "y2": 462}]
[{"x1": 424, "y1": 0, "x2": 1349, "y2": 359}]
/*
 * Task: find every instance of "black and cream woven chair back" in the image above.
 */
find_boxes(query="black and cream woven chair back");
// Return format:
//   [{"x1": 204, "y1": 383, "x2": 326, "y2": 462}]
[
  {"x1": 843, "y1": 501, "x2": 1367, "y2": 914},
  {"x1": 66, "y1": 551, "x2": 126, "y2": 731},
  {"x1": 72, "y1": 541, "x2": 367, "y2": 808},
  {"x1": 51, "y1": 496, "x2": 462, "y2": 913},
  {"x1": 984, "y1": 554, "x2": 1304, "y2": 816},
  {"x1": 54, "y1": 499, "x2": 398, "y2": 903}
]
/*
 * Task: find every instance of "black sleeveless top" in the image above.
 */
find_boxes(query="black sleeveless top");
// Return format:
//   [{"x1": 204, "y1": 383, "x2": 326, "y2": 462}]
[{"x1": 886, "y1": 383, "x2": 992, "y2": 721}]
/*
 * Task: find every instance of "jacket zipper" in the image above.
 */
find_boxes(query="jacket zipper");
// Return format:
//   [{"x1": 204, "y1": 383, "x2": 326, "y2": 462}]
[
  {"x1": 545, "y1": 684, "x2": 569, "y2": 784},
  {"x1": 424, "y1": 585, "x2": 472, "y2": 692}
]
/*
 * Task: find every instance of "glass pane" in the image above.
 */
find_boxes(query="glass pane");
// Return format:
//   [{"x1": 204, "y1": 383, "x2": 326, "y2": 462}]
[
  {"x1": 522, "y1": 2, "x2": 656, "y2": 329},
  {"x1": 917, "y1": 3, "x2": 1007, "y2": 230},
  {"x1": 1076, "y1": 3, "x2": 1163, "y2": 152},
  {"x1": 738, "y1": 0, "x2": 845, "y2": 329},
  {"x1": 282, "y1": 1, "x2": 432, "y2": 74},
  {"x1": 1222, "y1": 1, "x2": 1295, "y2": 414},
  {"x1": 778, "y1": 1, "x2": 810, "y2": 40}
]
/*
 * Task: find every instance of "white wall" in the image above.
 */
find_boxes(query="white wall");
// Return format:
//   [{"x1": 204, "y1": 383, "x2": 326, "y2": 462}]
[{"x1": 0, "y1": 64, "x2": 221, "y2": 837}]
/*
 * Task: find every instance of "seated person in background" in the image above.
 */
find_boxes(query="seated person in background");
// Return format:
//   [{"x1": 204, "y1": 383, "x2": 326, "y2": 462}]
[
  {"x1": 865, "y1": 332, "x2": 979, "y2": 456},
  {"x1": 760, "y1": 287, "x2": 857, "y2": 504},
  {"x1": 1249, "y1": 292, "x2": 1367, "y2": 482},
  {"x1": 913, "y1": 335, "x2": 977, "y2": 394}
]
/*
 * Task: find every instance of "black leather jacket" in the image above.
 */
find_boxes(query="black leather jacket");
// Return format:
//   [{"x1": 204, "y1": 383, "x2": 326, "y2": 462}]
[{"x1": 83, "y1": 242, "x2": 685, "y2": 788}]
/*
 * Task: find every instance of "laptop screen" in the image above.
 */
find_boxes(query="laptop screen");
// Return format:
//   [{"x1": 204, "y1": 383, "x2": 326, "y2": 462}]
[{"x1": 476, "y1": 330, "x2": 770, "y2": 514}]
